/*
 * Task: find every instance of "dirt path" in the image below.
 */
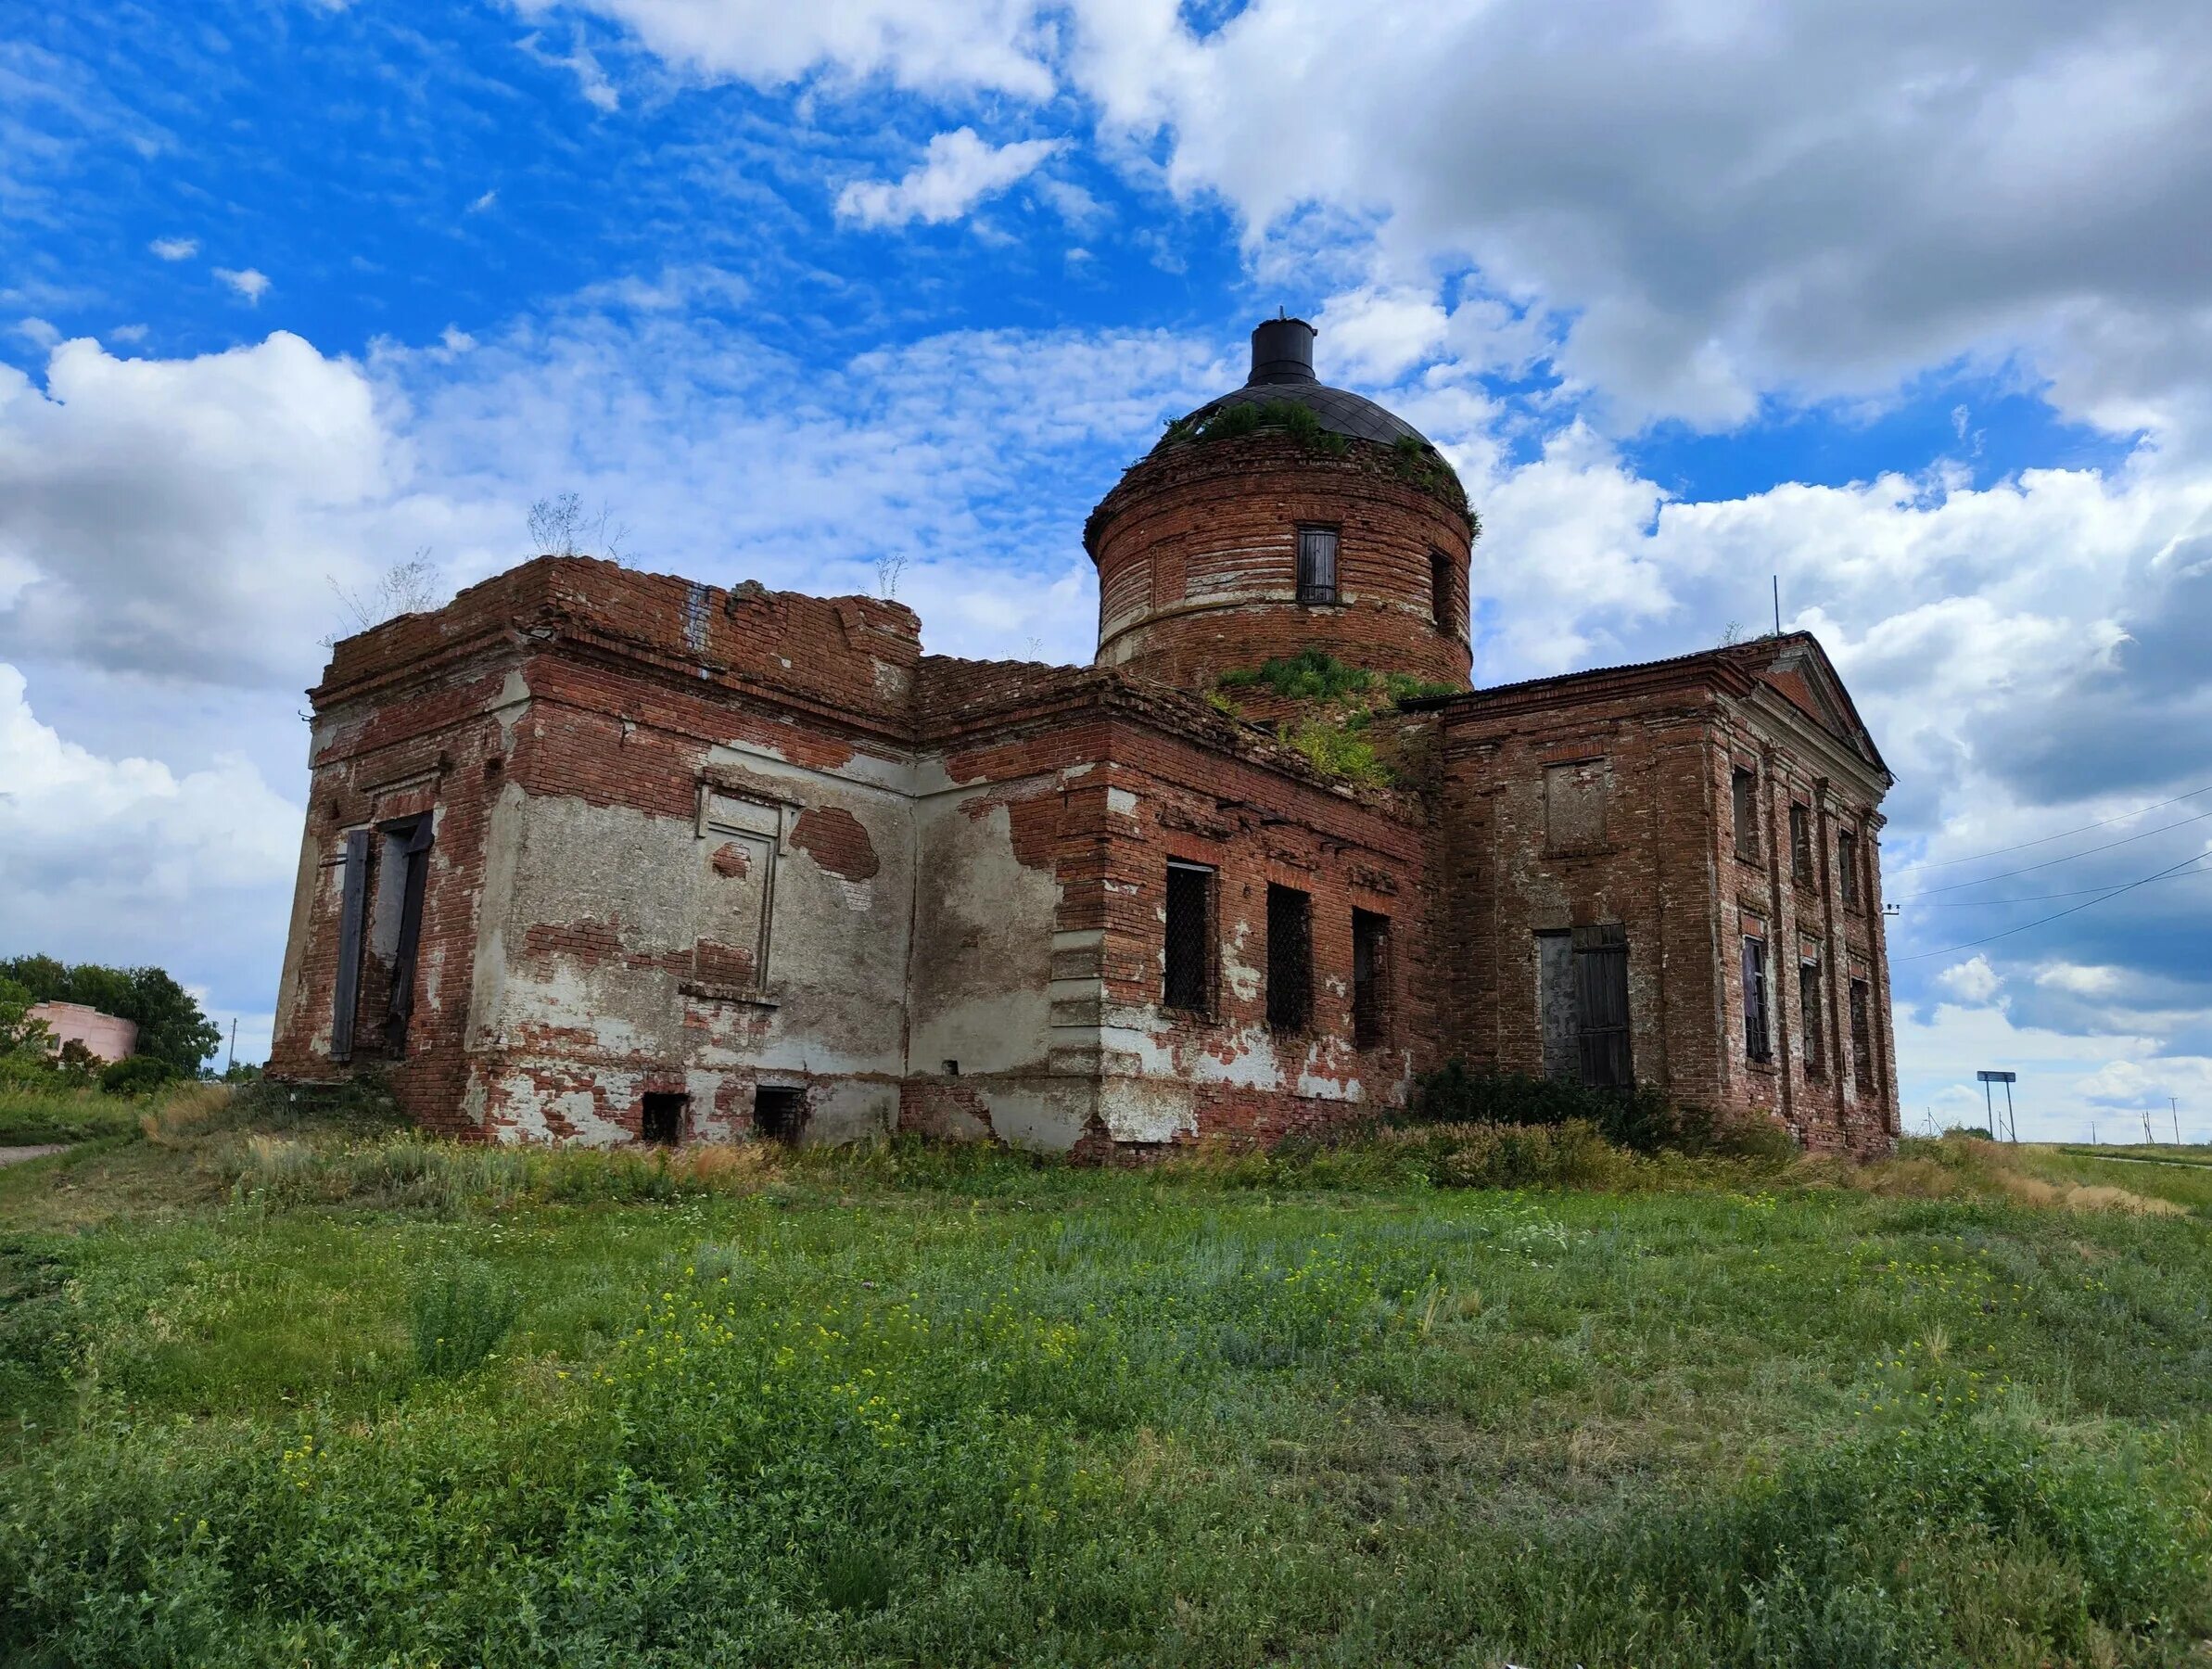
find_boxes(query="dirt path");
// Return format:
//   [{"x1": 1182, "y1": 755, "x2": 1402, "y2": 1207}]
[{"x1": 0, "y1": 1144, "x2": 69, "y2": 1167}]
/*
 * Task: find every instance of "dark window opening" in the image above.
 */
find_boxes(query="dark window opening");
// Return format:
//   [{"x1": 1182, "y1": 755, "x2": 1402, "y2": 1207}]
[
  {"x1": 1732, "y1": 767, "x2": 1761, "y2": 862},
  {"x1": 1572, "y1": 924, "x2": 1634, "y2": 1089},
  {"x1": 1429, "y1": 547, "x2": 1455, "y2": 631},
  {"x1": 1163, "y1": 861, "x2": 1215, "y2": 1014},
  {"x1": 641, "y1": 1091, "x2": 688, "y2": 1146},
  {"x1": 1265, "y1": 884, "x2": 1313, "y2": 1032},
  {"x1": 1850, "y1": 979, "x2": 1877, "y2": 1090},
  {"x1": 1296, "y1": 526, "x2": 1339, "y2": 605},
  {"x1": 1789, "y1": 804, "x2": 1814, "y2": 886},
  {"x1": 1742, "y1": 932, "x2": 1772, "y2": 1063},
  {"x1": 1799, "y1": 958, "x2": 1824, "y2": 1077},
  {"x1": 379, "y1": 816, "x2": 435, "y2": 1058},
  {"x1": 753, "y1": 1085, "x2": 807, "y2": 1145},
  {"x1": 1838, "y1": 828, "x2": 1862, "y2": 906},
  {"x1": 1352, "y1": 909, "x2": 1391, "y2": 1048},
  {"x1": 330, "y1": 828, "x2": 371, "y2": 1063}
]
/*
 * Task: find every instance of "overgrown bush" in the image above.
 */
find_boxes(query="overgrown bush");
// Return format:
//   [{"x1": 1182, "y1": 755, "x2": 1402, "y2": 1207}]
[
  {"x1": 1405, "y1": 1062, "x2": 1796, "y2": 1163},
  {"x1": 409, "y1": 1258, "x2": 522, "y2": 1378},
  {"x1": 97, "y1": 1054, "x2": 181, "y2": 1097}
]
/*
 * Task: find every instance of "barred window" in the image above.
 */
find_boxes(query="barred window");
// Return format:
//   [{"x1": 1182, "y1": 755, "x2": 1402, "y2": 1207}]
[
  {"x1": 1163, "y1": 861, "x2": 1214, "y2": 1014},
  {"x1": 1742, "y1": 930, "x2": 1772, "y2": 1063},
  {"x1": 1799, "y1": 957, "x2": 1824, "y2": 1077},
  {"x1": 1352, "y1": 909, "x2": 1390, "y2": 1047},
  {"x1": 1296, "y1": 526, "x2": 1339, "y2": 605},
  {"x1": 1266, "y1": 884, "x2": 1313, "y2": 1032}
]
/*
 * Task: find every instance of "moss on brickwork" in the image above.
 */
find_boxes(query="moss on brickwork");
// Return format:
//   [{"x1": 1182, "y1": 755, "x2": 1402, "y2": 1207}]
[{"x1": 1210, "y1": 652, "x2": 1457, "y2": 787}]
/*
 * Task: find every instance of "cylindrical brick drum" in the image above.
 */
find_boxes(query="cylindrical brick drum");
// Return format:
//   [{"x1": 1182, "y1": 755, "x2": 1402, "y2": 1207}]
[{"x1": 1086, "y1": 318, "x2": 1474, "y2": 696}]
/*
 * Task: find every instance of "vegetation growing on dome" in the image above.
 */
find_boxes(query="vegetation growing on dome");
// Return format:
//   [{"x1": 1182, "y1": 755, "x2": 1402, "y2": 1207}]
[
  {"x1": 1152, "y1": 403, "x2": 1476, "y2": 524},
  {"x1": 1161, "y1": 398, "x2": 1351, "y2": 456},
  {"x1": 1389, "y1": 434, "x2": 1474, "y2": 521}
]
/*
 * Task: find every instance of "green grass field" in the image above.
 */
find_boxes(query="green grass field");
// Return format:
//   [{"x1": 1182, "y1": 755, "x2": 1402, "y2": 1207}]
[{"x1": 2, "y1": 1094, "x2": 2209, "y2": 1667}]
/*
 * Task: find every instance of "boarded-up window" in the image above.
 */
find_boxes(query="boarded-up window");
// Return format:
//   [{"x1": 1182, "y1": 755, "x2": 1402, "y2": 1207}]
[
  {"x1": 330, "y1": 828, "x2": 370, "y2": 1063},
  {"x1": 1536, "y1": 925, "x2": 1633, "y2": 1089},
  {"x1": 1850, "y1": 977, "x2": 1876, "y2": 1090},
  {"x1": 1545, "y1": 758, "x2": 1609, "y2": 852},
  {"x1": 1790, "y1": 803, "x2": 1814, "y2": 886},
  {"x1": 1352, "y1": 909, "x2": 1390, "y2": 1048},
  {"x1": 1733, "y1": 766, "x2": 1761, "y2": 861},
  {"x1": 1742, "y1": 928, "x2": 1772, "y2": 1063},
  {"x1": 697, "y1": 790, "x2": 780, "y2": 988},
  {"x1": 1838, "y1": 827, "x2": 1861, "y2": 905},
  {"x1": 1572, "y1": 924, "x2": 1633, "y2": 1089},
  {"x1": 1266, "y1": 884, "x2": 1313, "y2": 1031},
  {"x1": 1163, "y1": 861, "x2": 1214, "y2": 1013},
  {"x1": 375, "y1": 816, "x2": 435, "y2": 1057},
  {"x1": 1799, "y1": 956, "x2": 1824, "y2": 1077},
  {"x1": 1296, "y1": 526, "x2": 1339, "y2": 605}
]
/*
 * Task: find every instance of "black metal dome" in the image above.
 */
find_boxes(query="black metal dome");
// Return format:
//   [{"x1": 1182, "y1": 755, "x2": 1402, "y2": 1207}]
[{"x1": 1155, "y1": 317, "x2": 1431, "y2": 452}]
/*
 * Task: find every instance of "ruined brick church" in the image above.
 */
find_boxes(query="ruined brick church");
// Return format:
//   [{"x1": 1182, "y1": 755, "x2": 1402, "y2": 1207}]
[{"x1": 271, "y1": 320, "x2": 1901, "y2": 1156}]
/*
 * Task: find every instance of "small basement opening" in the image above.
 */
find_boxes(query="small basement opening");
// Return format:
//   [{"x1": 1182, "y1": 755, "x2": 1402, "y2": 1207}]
[
  {"x1": 753, "y1": 1085, "x2": 807, "y2": 1145},
  {"x1": 641, "y1": 1091, "x2": 688, "y2": 1146}
]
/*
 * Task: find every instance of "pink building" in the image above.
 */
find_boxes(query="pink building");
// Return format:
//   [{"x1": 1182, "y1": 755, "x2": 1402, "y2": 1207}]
[{"x1": 29, "y1": 1001, "x2": 138, "y2": 1064}]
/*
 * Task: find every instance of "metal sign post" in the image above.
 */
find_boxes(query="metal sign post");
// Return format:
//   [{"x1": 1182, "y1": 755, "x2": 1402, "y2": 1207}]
[{"x1": 1977, "y1": 1070, "x2": 2018, "y2": 1143}]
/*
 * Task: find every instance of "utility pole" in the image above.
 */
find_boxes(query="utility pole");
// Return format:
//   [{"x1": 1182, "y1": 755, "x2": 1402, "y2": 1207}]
[
  {"x1": 2091, "y1": 1121, "x2": 2098, "y2": 1145},
  {"x1": 2175, "y1": 1098, "x2": 2183, "y2": 1144},
  {"x1": 226, "y1": 1017, "x2": 237, "y2": 1076},
  {"x1": 2143, "y1": 1110, "x2": 2155, "y2": 1144},
  {"x1": 1773, "y1": 575, "x2": 1782, "y2": 637}
]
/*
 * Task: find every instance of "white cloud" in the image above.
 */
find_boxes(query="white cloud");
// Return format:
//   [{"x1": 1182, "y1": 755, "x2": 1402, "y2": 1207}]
[
  {"x1": 1060, "y1": 0, "x2": 2212, "y2": 436},
  {"x1": 0, "y1": 663, "x2": 300, "y2": 1057},
  {"x1": 148, "y1": 236, "x2": 197, "y2": 261},
  {"x1": 0, "y1": 332, "x2": 413, "y2": 686},
  {"x1": 837, "y1": 128, "x2": 1067, "y2": 229},
  {"x1": 214, "y1": 266, "x2": 271, "y2": 304},
  {"x1": 466, "y1": 188, "x2": 498, "y2": 213},
  {"x1": 514, "y1": 0, "x2": 1056, "y2": 97},
  {"x1": 1938, "y1": 955, "x2": 2003, "y2": 1004},
  {"x1": 1312, "y1": 286, "x2": 1451, "y2": 386}
]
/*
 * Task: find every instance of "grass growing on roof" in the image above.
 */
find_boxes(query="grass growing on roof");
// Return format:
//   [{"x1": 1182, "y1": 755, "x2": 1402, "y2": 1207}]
[{"x1": 1, "y1": 1089, "x2": 2209, "y2": 1665}]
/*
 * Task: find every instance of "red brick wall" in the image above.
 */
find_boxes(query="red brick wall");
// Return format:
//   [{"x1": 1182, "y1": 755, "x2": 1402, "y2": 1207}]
[
  {"x1": 1087, "y1": 433, "x2": 1474, "y2": 695},
  {"x1": 1431, "y1": 657, "x2": 1899, "y2": 1156}
]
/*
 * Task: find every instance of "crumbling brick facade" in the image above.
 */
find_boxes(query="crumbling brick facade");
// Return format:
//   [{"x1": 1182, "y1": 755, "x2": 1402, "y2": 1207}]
[{"x1": 271, "y1": 320, "x2": 1900, "y2": 1156}]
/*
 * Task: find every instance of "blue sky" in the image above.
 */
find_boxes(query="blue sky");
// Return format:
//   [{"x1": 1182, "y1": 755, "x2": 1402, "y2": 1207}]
[{"x1": 5, "y1": 0, "x2": 2212, "y2": 1138}]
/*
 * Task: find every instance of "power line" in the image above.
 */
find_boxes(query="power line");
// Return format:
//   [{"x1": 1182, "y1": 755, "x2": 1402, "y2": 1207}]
[
  {"x1": 1890, "y1": 782, "x2": 2212, "y2": 874},
  {"x1": 1915, "y1": 866, "x2": 2212, "y2": 907},
  {"x1": 1900, "y1": 808, "x2": 2212, "y2": 898},
  {"x1": 1898, "y1": 850, "x2": 2212, "y2": 962}
]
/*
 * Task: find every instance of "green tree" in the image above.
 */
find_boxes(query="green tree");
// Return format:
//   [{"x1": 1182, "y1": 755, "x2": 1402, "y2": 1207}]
[
  {"x1": 0, "y1": 976, "x2": 54, "y2": 1058},
  {"x1": 0, "y1": 957, "x2": 220, "y2": 1075}
]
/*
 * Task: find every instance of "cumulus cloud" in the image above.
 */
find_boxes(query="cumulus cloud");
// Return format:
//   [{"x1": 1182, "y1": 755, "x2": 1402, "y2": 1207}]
[
  {"x1": 1939, "y1": 956, "x2": 2004, "y2": 1005},
  {"x1": 0, "y1": 662, "x2": 299, "y2": 1060},
  {"x1": 836, "y1": 128, "x2": 1067, "y2": 228},
  {"x1": 147, "y1": 236, "x2": 197, "y2": 261},
  {"x1": 514, "y1": 0, "x2": 1056, "y2": 97},
  {"x1": 0, "y1": 332, "x2": 411, "y2": 686},
  {"x1": 214, "y1": 266, "x2": 271, "y2": 303},
  {"x1": 1063, "y1": 0, "x2": 2212, "y2": 437}
]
